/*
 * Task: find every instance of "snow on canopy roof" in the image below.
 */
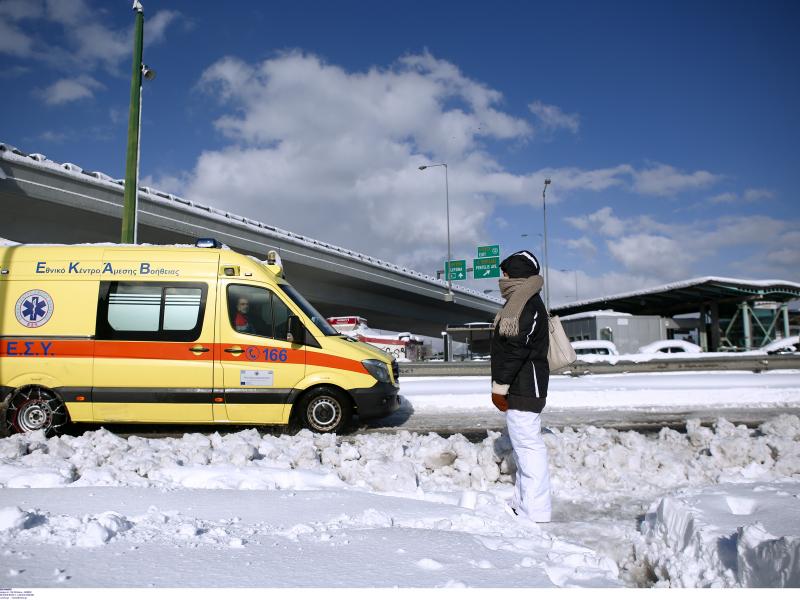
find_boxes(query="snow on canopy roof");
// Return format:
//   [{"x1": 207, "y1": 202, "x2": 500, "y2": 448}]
[
  {"x1": 553, "y1": 276, "x2": 800, "y2": 317},
  {"x1": 0, "y1": 142, "x2": 502, "y2": 306},
  {"x1": 560, "y1": 310, "x2": 633, "y2": 321}
]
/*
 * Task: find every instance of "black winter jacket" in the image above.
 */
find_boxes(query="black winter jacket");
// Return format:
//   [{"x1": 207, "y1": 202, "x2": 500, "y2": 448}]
[{"x1": 490, "y1": 293, "x2": 549, "y2": 413}]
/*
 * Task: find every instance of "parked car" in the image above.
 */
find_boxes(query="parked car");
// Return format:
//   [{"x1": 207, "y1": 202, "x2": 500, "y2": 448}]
[
  {"x1": 760, "y1": 335, "x2": 800, "y2": 355},
  {"x1": 570, "y1": 340, "x2": 619, "y2": 356},
  {"x1": 637, "y1": 340, "x2": 703, "y2": 354}
]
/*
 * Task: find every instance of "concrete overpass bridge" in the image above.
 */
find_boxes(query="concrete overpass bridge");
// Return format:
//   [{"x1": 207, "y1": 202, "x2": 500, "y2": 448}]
[{"x1": 0, "y1": 143, "x2": 500, "y2": 337}]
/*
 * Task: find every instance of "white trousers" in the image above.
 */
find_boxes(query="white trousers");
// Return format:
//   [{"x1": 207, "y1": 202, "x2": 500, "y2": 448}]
[{"x1": 507, "y1": 409, "x2": 551, "y2": 522}]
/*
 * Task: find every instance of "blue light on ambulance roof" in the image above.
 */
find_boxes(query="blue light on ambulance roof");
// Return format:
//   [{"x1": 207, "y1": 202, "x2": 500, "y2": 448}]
[{"x1": 195, "y1": 238, "x2": 222, "y2": 248}]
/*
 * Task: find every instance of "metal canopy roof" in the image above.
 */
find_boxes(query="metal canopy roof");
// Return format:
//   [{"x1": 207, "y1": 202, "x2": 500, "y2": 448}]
[{"x1": 551, "y1": 277, "x2": 800, "y2": 317}]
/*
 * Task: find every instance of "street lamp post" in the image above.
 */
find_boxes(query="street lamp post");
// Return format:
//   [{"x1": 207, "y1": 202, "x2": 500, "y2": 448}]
[
  {"x1": 419, "y1": 163, "x2": 453, "y2": 302},
  {"x1": 120, "y1": 1, "x2": 155, "y2": 244},
  {"x1": 542, "y1": 178, "x2": 552, "y2": 311}
]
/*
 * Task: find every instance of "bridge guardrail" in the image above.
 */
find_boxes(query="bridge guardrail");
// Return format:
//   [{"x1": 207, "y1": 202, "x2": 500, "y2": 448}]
[{"x1": 399, "y1": 355, "x2": 800, "y2": 377}]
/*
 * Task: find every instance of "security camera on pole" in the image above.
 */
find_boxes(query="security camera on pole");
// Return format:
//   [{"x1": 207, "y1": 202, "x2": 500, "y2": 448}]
[{"x1": 120, "y1": 1, "x2": 156, "y2": 244}]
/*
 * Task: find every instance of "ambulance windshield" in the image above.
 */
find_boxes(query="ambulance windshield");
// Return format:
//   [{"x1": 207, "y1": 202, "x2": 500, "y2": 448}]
[{"x1": 279, "y1": 284, "x2": 339, "y2": 336}]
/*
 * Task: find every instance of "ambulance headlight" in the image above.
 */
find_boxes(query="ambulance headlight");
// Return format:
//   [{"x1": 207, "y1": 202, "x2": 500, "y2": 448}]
[{"x1": 362, "y1": 359, "x2": 391, "y2": 383}]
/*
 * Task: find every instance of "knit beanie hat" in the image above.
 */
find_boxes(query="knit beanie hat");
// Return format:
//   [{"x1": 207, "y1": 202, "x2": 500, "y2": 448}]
[{"x1": 499, "y1": 250, "x2": 540, "y2": 278}]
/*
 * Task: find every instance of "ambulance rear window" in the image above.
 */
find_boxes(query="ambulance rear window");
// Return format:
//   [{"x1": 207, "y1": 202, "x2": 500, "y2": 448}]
[{"x1": 96, "y1": 282, "x2": 207, "y2": 341}]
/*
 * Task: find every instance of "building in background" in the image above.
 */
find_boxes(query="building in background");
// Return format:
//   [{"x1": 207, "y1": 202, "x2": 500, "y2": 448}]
[{"x1": 560, "y1": 311, "x2": 675, "y2": 354}]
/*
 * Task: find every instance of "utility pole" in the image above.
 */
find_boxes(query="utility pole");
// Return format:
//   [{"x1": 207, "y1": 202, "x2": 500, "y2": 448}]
[
  {"x1": 419, "y1": 163, "x2": 454, "y2": 302},
  {"x1": 542, "y1": 178, "x2": 551, "y2": 311},
  {"x1": 121, "y1": 1, "x2": 145, "y2": 243}
]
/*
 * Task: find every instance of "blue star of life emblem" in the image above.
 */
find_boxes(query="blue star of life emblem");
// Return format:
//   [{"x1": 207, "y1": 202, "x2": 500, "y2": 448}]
[
  {"x1": 22, "y1": 296, "x2": 47, "y2": 321},
  {"x1": 15, "y1": 289, "x2": 54, "y2": 328}
]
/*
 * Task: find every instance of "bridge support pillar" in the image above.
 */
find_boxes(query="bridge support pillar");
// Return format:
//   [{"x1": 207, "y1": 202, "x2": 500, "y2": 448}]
[
  {"x1": 740, "y1": 302, "x2": 753, "y2": 350},
  {"x1": 783, "y1": 304, "x2": 791, "y2": 338}
]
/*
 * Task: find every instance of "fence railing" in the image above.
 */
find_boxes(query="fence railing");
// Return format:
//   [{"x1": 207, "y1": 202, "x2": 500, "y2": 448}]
[{"x1": 399, "y1": 355, "x2": 800, "y2": 377}]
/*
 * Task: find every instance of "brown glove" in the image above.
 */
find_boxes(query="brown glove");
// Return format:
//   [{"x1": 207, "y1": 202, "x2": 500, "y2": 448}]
[
  {"x1": 491, "y1": 393, "x2": 508, "y2": 412},
  {"x1": 491, "y1": 381, "x2": 510, "y2": 412}
]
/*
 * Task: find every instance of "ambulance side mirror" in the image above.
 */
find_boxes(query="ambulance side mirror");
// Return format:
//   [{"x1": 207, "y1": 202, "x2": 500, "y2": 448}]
[{"x1": 287, "y1": 315, "x2": 305, "y2": 345}]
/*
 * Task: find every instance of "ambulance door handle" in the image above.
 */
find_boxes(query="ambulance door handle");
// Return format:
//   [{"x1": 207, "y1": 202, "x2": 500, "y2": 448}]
[
  {"x1": 189, "y1": 345, "x2": 210, "y2": 353},
  {"x1": 224, "y1": 346, "x2": 243, "y2": 355}
]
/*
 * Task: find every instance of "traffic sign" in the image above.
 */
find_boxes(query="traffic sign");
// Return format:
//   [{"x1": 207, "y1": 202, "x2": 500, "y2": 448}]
[
  {"x1": 473, "y1": 257, "x2": 500, "y2": 279},
  {"x1": 477, "y1": 245, "x2": 500, "y2": 259},
  {"x1": 445, "y1": 260, "x2": 467, "y2": 281}
]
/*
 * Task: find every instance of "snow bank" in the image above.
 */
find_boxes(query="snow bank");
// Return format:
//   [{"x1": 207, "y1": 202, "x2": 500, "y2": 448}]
[
  {"x1": 1, "y1": 415, "x2": 798, "y2": 587},
  {"x1": 641, "y1": 482, "x2": 800, "y2": 587},
  {"x1": 1, "y1": 417, "x2": 798, "y2": 503}
]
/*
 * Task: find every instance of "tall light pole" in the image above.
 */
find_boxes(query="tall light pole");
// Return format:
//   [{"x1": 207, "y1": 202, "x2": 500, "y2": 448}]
[
  {"x1": 419, "y1": 163, "x2": 453, "y2": 302},
  {"x1": 121, "y1": 1, "x2": 155, "y2": 244},
  {"x1": 542, "y1": 178, "x2": 552, "y2": 311}
]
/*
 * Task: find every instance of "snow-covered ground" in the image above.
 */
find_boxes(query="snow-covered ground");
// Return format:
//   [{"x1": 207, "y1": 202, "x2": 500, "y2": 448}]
[
  {"x1": 1, "y1": 372, "x2": 800, "y2": 588},
  {"x1": 403, "y1": 371, "x2": 800, "y2": 413}
]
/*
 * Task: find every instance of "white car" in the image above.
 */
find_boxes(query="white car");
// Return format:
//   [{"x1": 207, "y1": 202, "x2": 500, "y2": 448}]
[
  {"x1": 571, "y1": 340, "x2": 619, "y2": 356},
  {"x1": 637, "y1": 340, "x2": 703, "y2": 354},
  {"x1": 760, "y1": 335, "x2": 800, "y2": 355}
]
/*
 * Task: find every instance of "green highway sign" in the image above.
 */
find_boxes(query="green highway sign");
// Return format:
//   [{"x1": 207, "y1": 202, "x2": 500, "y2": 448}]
[
  {"x1": 477, "y1": 244, "x2": 500, "y2": 259},
  {"x1": 445, "y1": 260, "x2": 467, "y2": 281},
  {"x1": 473, "y1": 257, "x2": 500, "y2": 279}
]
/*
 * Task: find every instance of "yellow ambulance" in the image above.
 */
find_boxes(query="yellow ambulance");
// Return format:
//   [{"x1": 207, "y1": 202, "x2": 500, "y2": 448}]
[{"x1": 0, "y1": 240, "x2": 399, "y2": 436}]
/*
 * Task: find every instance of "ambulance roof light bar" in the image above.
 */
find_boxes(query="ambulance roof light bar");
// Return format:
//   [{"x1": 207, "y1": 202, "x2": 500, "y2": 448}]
[{"x1": 195, "y1": 238, "x2": 222, "y2": 248}]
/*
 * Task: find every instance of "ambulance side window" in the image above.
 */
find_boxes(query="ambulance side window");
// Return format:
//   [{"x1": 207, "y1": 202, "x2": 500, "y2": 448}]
[
  {"x1": 272, "y1": 295, "x2": 291, "y2": 341},
  {"x1": 227, "y1": 284, "x2": 293, "y2": 341},
  {"x1": 97, "y1": 282, "x2": 207, "y2": 341}
]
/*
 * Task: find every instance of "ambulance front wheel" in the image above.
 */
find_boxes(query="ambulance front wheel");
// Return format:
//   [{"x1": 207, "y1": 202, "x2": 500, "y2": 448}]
[
  {"x1": 5, "y1": 385, "x2": 69, "y2": 437},
  {"x1": 299, "y1": 387, "x2": 353, "y2": 434}
]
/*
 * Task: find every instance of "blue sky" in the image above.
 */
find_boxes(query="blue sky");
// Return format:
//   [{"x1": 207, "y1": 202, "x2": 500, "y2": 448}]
[{"x1": 1, "y1": 0, "x2": 798, "y2": 304}]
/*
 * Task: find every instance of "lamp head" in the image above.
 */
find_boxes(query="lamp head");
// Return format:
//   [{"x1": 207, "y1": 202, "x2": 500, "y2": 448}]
[
  {"x1": 142, "y1": 64, "x2": 156, "y2": 81},
  {"x1": 418, "y1": 165, "x2": 427, "y2": 170},
  {"x1": 544, "y1": 178, "x2": 551, "y2": 185}
]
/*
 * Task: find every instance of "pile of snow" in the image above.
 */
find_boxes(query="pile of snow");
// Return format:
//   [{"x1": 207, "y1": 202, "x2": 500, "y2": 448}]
[
  {"x1": 640, "y1": 481, "x2": 800, "y2": 587},
  {"x1": 1, "y1": 414, "x2": 799, "y2": 587}
]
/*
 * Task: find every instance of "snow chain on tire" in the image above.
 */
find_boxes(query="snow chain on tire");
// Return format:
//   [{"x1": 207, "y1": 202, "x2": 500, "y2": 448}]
[{"x1": 4, "y1": 385, "x2": 70, "y2": 437}]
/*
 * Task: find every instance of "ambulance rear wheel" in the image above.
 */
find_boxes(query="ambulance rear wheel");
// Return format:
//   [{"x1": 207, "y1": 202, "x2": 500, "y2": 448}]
[
  {"x1": 5, "y1": 385, "x2": 69, "y2": 437},
  {"x1": 300, "y1": 387, "x2": 352, "y2": 434}
]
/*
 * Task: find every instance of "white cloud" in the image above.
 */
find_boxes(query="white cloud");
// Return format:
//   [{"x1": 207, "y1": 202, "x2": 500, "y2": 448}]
[
  {"x1": 38, "y1": 130, "x2": 67, "y2": 142},
  {"x1": 708, "y1": 192, "x2": 738, "y2": 204},
  {"x1": 548, "y1": 269, "x2": 661, "y2": 306},
  {"x1": 743, "y1": 188, "x2": 774, "y2": 202},
  {"x1": 173, "y1": 51, "x2": 546, "y2": 276},
  {"x1": 708, "y1": 188, "x2": 774, "y2": 205},
  {"x1": 0, "y1": 16, "x2": 35, "y2": 57},
  {"x1": 45, "y1": 0, "x2": 87, "y2": 26},
  {"x1": 38, "y1": 75, "x2": 104, "y2": 105},
  {"x1": 152, "y1": 51, "x2": 740, "y2": 280},
  {"x1": 632, "y1": 163, "x2": 719, "y2": 196},
  {"x1": 564, "y1": 204, "x2": 800, "y2": 282},
  {"x1": 2, "y1": 1, "x2": 181, "y2": 101},
  {"x1": 564, "y1": 236, "x2": 597, "y2": 258},
  {"x1": 565, "y1": 206, "x2": 625, "y2": 237},
  {"x1": 146, "y1": 9, "x2": 180, "y2": 46},
  {"x1": 0, "y1": 0, "x2": 43, "y2": 21},
  {"x1": 528, "y1": 100, "x2": 580, "y2": 134},
  {"x1": 607, "y1": 234, "x2": 695, "y2": 279}
]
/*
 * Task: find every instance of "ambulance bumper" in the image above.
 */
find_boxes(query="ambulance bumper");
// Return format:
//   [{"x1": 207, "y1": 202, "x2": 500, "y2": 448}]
[{"x1": 351, "y1": 382, "x2": 400, "y2": 419}]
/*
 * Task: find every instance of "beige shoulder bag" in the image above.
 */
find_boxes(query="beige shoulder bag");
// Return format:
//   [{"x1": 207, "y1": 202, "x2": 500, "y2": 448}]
[{"x1": 547, "y1": 315, "x2": 577, "y2": 371}]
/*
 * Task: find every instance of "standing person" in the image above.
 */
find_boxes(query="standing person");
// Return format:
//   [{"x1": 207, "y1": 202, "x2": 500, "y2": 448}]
[{"x1": 490, "y1": 250, "x2": 552, "y2": 523}]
